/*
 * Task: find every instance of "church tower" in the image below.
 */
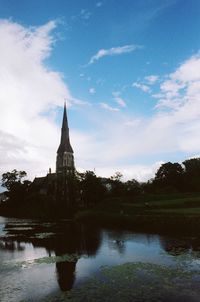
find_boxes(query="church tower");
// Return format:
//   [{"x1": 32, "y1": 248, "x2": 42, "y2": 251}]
[{"x1": 56, "y1": 102, "x2": 74, "y2": 174}]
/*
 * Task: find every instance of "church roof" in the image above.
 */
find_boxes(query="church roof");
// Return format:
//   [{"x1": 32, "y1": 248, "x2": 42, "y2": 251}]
[
  {"x1": 32, "y1": 173, "x2": 57, "y2": 188},
  {"x1": 32, "y1": 177, "x2": 46, "y2": 187},
  {"x1": 57, "y1": 102, "x2": 73, "y2": 154}
]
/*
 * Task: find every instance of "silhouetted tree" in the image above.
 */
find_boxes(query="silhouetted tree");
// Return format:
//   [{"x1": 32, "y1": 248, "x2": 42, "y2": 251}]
[
  {"x1": 125, "y1": 179, "x2": 141, "y2": 196},
  {"x1": 110, "y1": 172, "x2": 123, "y2": 182},
  {"x1": 183, "y1": 158, "x2": 200, "y2": 176},
  {"x1": 1, "y1": 170, "x2": 27, "y2": 190},
  {"x1": 182, "y1": 158, "x2": 200, "y2": 191},
  {"x1": 0, "y1": 170, "x2": 32, "y2": 216},
  {"x1": 77, "y1": 171, "x2": 106, "y2": 207},
  {"x1": 109, "y1": 172, "x2": 126, "y2": 196},
  {"x1": 154, "y1": 162, "x2": 184, "y2": 192}
]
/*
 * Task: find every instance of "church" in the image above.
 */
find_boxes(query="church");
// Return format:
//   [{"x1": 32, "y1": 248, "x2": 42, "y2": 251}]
[
  {"x1": 56, "y1": 102, "x2": 75, "y2": 174},
  {"x1": 32, "y1": 102, "x2": 75, "y2": 199}
]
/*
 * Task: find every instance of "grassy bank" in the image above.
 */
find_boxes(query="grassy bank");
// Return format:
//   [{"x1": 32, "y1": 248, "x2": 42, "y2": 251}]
[{"x1": 75, "y1": 192, "x2": 200, "y2": 233}]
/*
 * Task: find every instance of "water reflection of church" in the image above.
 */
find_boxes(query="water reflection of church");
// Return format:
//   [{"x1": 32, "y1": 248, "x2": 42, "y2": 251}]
[
  {"x1": 2, "y1": 224, "x2": 200, "y2": 293},
  {"x1": 1, "y1": 222, "x2": 102, "y2": 291}
]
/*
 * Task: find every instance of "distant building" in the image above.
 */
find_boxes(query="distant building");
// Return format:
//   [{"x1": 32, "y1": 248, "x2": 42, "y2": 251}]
[{"x1": 32, "y1": 103, "x2": 75, "y2": 199}]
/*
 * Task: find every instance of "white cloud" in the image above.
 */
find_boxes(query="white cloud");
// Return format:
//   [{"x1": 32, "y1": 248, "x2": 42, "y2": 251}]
[
  {"x1": 145, "y1": 75, "x2": 158, "y2": 84},
  {"x1": 89, "y1": 87, "x2": 96, "y2": 94},
  {"x1": 93, "y1": 161, "x2": 163, "y2": 182},
  {"x1": 0, "y1": 19, "x2": 72, "y2": 179},
  {"x1": 132, "y1": 82, "x2": 150, "y2": 92},
  {"x1": 112, "y1": 91, "x2": 126, "y2": 107},
  {"x1": 114, "y1": 97, "x2": 126, "y2": 107},
  {"x1": 160, "y1": 80, "x2": 183, "y2": 97},
  {"x1": 171, "y1": 54, "x2": 200, "y2": 83},
  {"x1": 100, "y1": 103, "x2": 120, "y2": 112},
  {"x1": 155, "y1": 98, "x2": 183, "y2": 110},
  {"x1": 89, "y1": 44, "x2": 141, "y2": 64},
  {"x1": 156, "y1": 53, "x2": 200, "y2": 111}
]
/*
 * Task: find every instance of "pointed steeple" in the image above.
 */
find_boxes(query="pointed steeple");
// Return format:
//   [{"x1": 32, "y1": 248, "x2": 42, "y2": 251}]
[
  {"x1": 57, "y1": 102, "x2": 73, "y2": 154},
  {"x1": 61, "y1": 101, "x2": 68, "y2": 131},
  {"x1": 56, "y1": 102, "x2": 74, "y2": 174}
]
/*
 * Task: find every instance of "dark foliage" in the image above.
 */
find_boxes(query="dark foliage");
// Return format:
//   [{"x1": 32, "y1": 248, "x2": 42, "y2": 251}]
[
  {"x1": 182, "y1": 158, "x2": 200, "y2": 191},
  {"x1": 77, "y1": 171, "x2": 106, "y2": 207},
  {"x1": 1, "y1": 157, "x2": 200, "y2": 219},
  {"x1": 153, "y1": 162, "x2": 184, "y2": 192}
]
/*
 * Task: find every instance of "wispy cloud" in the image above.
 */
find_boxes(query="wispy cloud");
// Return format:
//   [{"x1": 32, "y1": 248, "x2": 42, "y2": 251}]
[
  {"x1": 71, "y1": 8, "x2": 92, "y2": 22},
  {"x1": 112, "y1": 91, "x2": 126, "y2": 107},
  {"x1": 145, "y1": 75, "x2": 159, "y2": 85},
  {"x1": 132, "y1": 82, "x2": 150, "y2": 93},
  {"x1": 80, "y1": 9, "x2": 92, "y2": 20},
  {"x1": 100, "y1": 103, "x2": 120, "y2": 112},
  {"x1": 70, "y1": 97, "x2": 91, "y2": 106},
  {"x1": 89, "y1": 44, "x2": 141, "y2": 64},
  {"x1": 89, "y1": 87, "x2": 96, "y2": 94},
  {"x1": 114, "y1": 97, "x2": 126, "y2": 107}
]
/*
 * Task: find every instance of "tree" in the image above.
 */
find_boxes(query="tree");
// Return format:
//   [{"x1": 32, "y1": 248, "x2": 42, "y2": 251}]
[
  {"x1": 77, "y1": 171, "x2": 106, "y2": 207},
  {"x1": 183, "y1": 158, "x2": 200, "y2": 177},
  {"x1": 109, "y1": 172, "x2": 125, "y2": 196},
  {"x1": 154, "y1": 162, "x2": 184, "y2": 191},
  {"x1": 0, "y1": 170, "x2": 31, "y2": 209},
  {"x1": 125, "y1": 179, "x2": 141, "y2": 196},
  {"x1": 182, "y1": 158, "x2": 200, "y2": 191},
  {"x1": 1, "y1": 170, "x2": 27, "y2": 190},
  {"x1": 110, "y1": 172, "x2": 123, "y2": 182}
]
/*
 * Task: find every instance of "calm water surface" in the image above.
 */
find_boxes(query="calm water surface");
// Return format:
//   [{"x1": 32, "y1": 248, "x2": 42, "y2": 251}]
[{"x1": 0, "y1": 216, "x2": 200, "y2": 301}]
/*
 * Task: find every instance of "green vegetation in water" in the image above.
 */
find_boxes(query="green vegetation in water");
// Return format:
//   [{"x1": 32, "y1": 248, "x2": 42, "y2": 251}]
[
  {"x1": 43, "y1": 262, "x2": 200, "y2": 302},
  {"x1": 32, "y1": 253, "x2": 80, "y2": 265}
]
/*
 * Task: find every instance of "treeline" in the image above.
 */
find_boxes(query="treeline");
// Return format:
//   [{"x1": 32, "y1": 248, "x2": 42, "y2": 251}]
[
  {"x1": 148, "y1": 158, "x2": 200, "y2": 193},
  {"x1": 1, "y1": 157, "x2": 200, "y2": 218},
  {"x1": 77, "y1": 158, "x2": 200, "y2": 204}
]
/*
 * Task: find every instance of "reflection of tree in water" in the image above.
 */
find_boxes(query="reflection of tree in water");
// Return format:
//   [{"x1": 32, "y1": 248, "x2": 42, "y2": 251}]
[
  {"x1": 115, "y1": 239, "x2": 125, "y2": 254},
  {"x1": 159, "y1": 236, "x2": 200, "y2": 256},
  {"x1": 108, "y1": 239, "x2": 125, "y2": 255},
  {"x1": 0, "y1": 222, "x2": 102, "y2": 291},
  {"x1": 107, "y1": 231, "x2": 126, "y2": 255},
  {"x1": 0, "y1": 240, "x2": 25, "y2": 251}
]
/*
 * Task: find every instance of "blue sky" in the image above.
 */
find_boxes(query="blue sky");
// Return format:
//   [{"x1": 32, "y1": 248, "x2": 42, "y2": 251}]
[{"x1": 0, "y1": 0, "x2": 200, "y2": 181}]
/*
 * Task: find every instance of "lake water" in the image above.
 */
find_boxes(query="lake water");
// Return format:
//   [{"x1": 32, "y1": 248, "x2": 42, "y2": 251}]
[{"x1": 0, "y1": 216, "x2": 200, "y2": 301}]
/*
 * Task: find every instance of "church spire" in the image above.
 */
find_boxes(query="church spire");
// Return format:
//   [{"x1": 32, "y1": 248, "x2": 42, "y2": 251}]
[
  {"x1": 61, "y1": 101, "x2": 68, "y2": 131},
  {"x1": 57, "y1": 102, "x2": 73, "y2": 154},
  {"x1": 56, "y1": 102, "x2": 74, "y2": 173}
]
